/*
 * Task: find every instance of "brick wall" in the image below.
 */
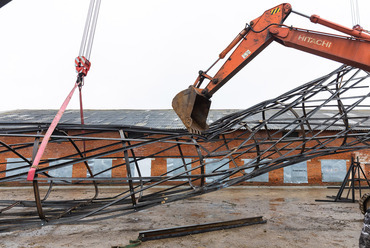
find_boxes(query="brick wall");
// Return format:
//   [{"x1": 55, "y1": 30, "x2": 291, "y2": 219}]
[{"x1": 1, "y1": 129, "x2": 369, "y2": 186}]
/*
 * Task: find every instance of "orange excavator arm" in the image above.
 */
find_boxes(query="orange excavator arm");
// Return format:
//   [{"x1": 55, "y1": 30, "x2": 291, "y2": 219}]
[{"x1": 172, "y1": 3, "x2": 370, "y2": 133}]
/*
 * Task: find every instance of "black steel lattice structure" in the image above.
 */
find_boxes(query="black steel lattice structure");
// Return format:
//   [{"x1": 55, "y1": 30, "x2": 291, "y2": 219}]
[{"x1": 0, "y1": 66, "x2": 370, "y2": 231}]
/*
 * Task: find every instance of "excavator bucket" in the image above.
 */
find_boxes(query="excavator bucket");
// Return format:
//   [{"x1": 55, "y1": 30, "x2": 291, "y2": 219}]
[{"x1": 172, "y1": 86, "x2": 211, "y2": 134}]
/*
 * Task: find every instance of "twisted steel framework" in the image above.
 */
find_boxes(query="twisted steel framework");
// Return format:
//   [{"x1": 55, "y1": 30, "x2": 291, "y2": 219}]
[{"x1": 0, "y1": 66, "x2": 370, "y2": 231}]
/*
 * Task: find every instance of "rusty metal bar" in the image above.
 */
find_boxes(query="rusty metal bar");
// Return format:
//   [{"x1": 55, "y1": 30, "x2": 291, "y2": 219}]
[
  {"x1": 138, "y1": 216, "x2": 266, "y2": 241},
  {"x1": 120, "y1": 130, "x2": 137, "y2": 208}
]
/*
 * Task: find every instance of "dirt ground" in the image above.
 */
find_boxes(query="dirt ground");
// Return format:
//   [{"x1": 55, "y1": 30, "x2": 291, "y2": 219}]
[{"x1": 0, "y1": 186, "x2": 366, "y2": 248}]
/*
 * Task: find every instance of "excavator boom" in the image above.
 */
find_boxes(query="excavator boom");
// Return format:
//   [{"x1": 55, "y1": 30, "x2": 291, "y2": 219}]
[
  {"x1": 172, "y1": 3, "x2": 370, "y2": 133},
  {"x1": 270, "y1": 27, "x2": 370, "y2": 72},
  {"x1": 172, "y1": 3, "x2": 291, "y2": 133}
]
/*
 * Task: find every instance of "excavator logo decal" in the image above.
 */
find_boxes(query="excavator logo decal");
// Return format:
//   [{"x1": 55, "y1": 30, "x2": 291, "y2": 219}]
[
  {"x1": 298, "y1": 35, "x2": 332, "y2": 48},
  {"x1": 271, "y1": 7, "x2": 280, "y2": 15}
]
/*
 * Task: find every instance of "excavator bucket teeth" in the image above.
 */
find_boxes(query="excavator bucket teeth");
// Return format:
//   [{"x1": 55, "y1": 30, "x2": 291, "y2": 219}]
[{"x1": 172, "y1": 86, "x2": 211, "y2": 134}]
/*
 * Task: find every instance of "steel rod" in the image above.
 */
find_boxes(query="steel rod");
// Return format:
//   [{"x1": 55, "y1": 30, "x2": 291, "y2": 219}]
[{"x1": 138, "y1": 216, "x2": 266, "y2": 241}]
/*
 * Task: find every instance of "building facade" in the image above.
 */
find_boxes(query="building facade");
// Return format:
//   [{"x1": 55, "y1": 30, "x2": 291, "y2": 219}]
[{"x1": 0, "y1": 109, "x2": 369, "y2": 186}]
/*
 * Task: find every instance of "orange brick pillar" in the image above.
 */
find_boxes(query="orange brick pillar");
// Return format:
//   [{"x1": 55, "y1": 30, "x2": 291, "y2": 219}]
[
  {"x1": 365, "y1": 163, "x2": 370, "y2": 179},
  {"x1": 151, "y1": 158, "x2": 166, "y2": 177},
  {"x1": 269, "y1": 167, "x2": 284, "y2": 185},
  {"x1": 307, "y1": 159, "x2": 322, "y2": 185},
  {"x1": 0, "y1": 157, "x2": 5, "y2": 179},
  {"x1": 230, "y1": 158, "x2": 244, "y2": 179},
  {"x1": 192, "y1": 160, "x2": 203, "y2": 186},
  {"x1": 72, "y1": 162, "x2": 88, "y2": 178},
  {"x1": 112, "y1": 158, "x2": 125, "y2": 178}
]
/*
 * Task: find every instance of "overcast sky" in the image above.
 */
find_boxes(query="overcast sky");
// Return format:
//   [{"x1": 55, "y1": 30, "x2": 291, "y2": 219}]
[{"x1": 0, "y1": 0, "x2": 369, "y2": 112}]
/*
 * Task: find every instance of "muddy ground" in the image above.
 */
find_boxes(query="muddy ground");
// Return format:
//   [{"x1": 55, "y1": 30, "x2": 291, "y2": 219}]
[{"x1": 0, "y1": 186, "x2": 366, "y2": 247}]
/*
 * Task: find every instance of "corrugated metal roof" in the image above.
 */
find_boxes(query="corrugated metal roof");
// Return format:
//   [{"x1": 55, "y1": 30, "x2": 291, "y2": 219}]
[
  {"x1": 0, "y1": 109, "x2": 239, "y2": 129},
  {"x1": 230, "y1": 109, "x2": 370, "y2": 131},
  {"x1": 0, "y1": 109, "x2": 370, "y2": 131}
]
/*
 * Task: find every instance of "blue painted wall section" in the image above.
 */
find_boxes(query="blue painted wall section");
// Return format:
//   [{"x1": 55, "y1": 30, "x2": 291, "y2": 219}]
[
  {"x1": 166, "y1": 158, "x2": 192, "y2": 181},
  {"x1": 321, "y1": 159, "x2": 347, "y2": 182},
  {"x1": 88, "y1": 159, "x2": 112, "y2": 177},
  {"x1": 243, "y1": 159, "x2": 269, "y2": 182},
  {"x1": 129, "y1": 158, "x2": 152, "y2": 178},
  {"x1": 284, "y1": 161, "x2": 308, "y2": 183},
  {"x1": 204, "y1": 159, "x2": 230, "y2": 182},
  {"x1": 6, "y1": 158, "x2": 29, "y2": 177},
  {"x1": 49, "y1": 159, "x2": 73, "y2": 179}
]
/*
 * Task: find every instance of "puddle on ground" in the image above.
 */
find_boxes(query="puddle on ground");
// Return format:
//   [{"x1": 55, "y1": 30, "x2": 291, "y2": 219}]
[{"x1": 269, "y1": 198, "x2": 285, "y2": 211}]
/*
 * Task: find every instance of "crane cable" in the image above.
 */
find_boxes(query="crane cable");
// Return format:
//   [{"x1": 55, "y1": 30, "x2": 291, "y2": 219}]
[
  {"x1": 349, "y1": 0, "x2": 370, "y2": 35},
  {"x1": 76, "y1": 0, "x2": 102, "y2": 113},
  {"x1": 349, "y1": 0, "x2": 360, "y2": 27},
  {"x1": 27, "y1": 0, "x2": 101, "y2": 181},
  {"x1": 76, "y1": 0, "x2": 101, "y2": 155}
]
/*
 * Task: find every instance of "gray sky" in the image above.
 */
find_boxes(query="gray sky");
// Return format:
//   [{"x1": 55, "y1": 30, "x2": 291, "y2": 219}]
[{"x1": 0, "y1": 0, "x2": 369, "y2": 112}]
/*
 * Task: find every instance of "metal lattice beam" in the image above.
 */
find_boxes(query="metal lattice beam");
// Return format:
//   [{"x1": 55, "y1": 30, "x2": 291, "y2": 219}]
[{"x1": 0, "y1": 66, "x2": 370, "y2": 231}]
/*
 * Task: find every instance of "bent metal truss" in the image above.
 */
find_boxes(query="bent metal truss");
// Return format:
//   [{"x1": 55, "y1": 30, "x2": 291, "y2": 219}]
[{"x1": 0, "y1": 66, "x2": 370, "y2": 231}]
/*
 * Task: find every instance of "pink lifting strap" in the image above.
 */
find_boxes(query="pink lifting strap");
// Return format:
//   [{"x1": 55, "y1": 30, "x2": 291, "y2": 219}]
[{"x1": 27, "y1": 83, "x2": 80, "y2": 181}]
